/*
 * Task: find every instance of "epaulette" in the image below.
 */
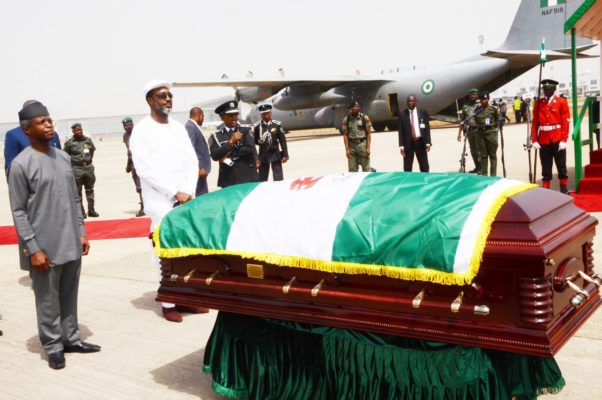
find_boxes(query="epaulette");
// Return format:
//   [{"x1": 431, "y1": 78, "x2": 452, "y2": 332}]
[
  {"x1": 239, "y1": 124, "x2": 252, "y2": 128},
  {"x1": 252, "y1": 121, "x2": 261, "y2": 128},
  {"x1": 272, "y1": 120, "x2": 282, "y2": 125}
]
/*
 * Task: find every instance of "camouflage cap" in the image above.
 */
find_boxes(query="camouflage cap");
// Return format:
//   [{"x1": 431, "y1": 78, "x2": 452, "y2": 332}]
[
  {"x1": 468, "y1": 88, "x2": 479, "y2": 94},
  {"x1": 70, "y1": 122, "x2": 81, "y2": 129}
]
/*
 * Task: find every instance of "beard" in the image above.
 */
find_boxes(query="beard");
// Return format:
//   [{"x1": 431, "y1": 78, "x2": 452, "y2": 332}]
[{"x1": 153, "y1": 103, "x2": 172, "y2": 116}]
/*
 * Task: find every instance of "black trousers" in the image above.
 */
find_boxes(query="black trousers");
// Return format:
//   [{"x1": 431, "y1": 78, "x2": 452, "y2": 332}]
[
  {"x1": 259, "y1": 161, "x2": 284, "y2": 181},
  {"x1": 539, "y1": 142, "x2": 568, "y2": 182},
  {"x1": 403, "y1": 141, "x2": 429, "y2": 172}
]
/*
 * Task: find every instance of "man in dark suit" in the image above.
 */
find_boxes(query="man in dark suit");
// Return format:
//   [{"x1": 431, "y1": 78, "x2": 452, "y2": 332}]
[
  {"x1": 208, "y1": 100, "x2": 258, "y2": 188},
  {"x1": 185, "y1": 107, "x2": 212, "y2": 196},
  {"x1": 253, "y1": 104, "x2": 289, "y2": 181},
  {"x1": 398, "y1": 94, "x2": 431, "y2": 172}
]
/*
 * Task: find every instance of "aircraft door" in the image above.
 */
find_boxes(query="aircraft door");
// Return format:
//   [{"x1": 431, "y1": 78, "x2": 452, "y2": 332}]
[{"x1": 388, "y1": 93, "x2": 400, "y2": 118}]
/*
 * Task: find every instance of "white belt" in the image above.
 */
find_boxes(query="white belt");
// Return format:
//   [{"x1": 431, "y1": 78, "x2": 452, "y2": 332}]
[{"x1": 540, "y1": 124, "x2": 561, "y2": 131}]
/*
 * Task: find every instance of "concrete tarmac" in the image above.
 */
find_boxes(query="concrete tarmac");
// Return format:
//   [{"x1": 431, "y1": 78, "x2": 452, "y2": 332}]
[{"x1": 0, "y1": 122, "x2": 601, "y2": 399}]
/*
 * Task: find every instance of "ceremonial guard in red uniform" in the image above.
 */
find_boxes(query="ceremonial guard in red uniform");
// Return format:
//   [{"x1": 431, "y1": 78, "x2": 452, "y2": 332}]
[{"x1": 531, "y1": 79, "x2": 570, "y2": 194}]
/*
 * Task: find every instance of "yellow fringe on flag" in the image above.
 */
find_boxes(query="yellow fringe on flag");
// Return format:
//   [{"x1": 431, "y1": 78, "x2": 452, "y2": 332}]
[{"x1": 153, "y1": 182, "x2": 536, "y2": 287}]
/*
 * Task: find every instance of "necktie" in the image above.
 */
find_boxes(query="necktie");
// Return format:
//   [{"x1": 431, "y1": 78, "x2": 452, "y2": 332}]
[{"x1": 410, "y1": 111, "x2": 417, "y2": 139}]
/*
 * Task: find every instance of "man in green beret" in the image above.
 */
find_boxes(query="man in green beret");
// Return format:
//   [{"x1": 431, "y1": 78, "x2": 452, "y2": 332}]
[
  {"x1": 342, "y1": 101, "x2": 372, "y2": 172},
  {"x1": 64, "y1": 123, "x2": 99, "y2": 218}
]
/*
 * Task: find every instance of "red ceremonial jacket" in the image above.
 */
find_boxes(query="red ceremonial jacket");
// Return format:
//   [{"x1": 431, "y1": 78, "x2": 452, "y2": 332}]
[{"x1": 531, "y1": 95, "x2": 570, "y2": 144}]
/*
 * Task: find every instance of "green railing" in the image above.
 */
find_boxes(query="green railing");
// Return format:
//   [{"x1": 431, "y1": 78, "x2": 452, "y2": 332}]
[{"x1": 573, "y1": 96, "x2": 601, "y2": 191}]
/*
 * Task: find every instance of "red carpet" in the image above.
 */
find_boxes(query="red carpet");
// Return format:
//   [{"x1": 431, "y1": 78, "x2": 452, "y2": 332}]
[
  {"x1": 0, "y1": 218, "x2": 151, "y2": 246},
  {"x1": 578, "y1": 149, "x2": 602, "y2": 194},
  {"x1": 571, "y1": 193, "x2": 602, "y2": 213}
]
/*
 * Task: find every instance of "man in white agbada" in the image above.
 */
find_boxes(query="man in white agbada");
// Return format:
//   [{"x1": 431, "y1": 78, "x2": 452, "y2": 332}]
[{"x1": 130, "y1": 79, "x2": 208, "y2": 322}]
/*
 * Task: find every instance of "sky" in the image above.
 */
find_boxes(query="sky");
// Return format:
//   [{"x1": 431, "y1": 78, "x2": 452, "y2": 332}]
[{"x1": 0, "y1": 0, "x2": 598, "y2": 123}]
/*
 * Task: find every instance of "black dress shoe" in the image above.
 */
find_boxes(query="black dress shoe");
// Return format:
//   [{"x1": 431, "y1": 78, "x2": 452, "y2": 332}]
[
  {"x1": 64, "y1": 342, "x2": 101, "y2": 353},
  {"x1": 48, "y1": 351, "x2": 66, "y2": 369},
  {"x1": 468, "y1": 167, "x2": 480, "y2": 174}
]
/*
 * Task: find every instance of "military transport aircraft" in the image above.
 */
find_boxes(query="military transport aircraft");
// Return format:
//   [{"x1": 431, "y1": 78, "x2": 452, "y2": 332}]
[{"x1": 174, "y1": 0, "x2": 596, "y2": 131}]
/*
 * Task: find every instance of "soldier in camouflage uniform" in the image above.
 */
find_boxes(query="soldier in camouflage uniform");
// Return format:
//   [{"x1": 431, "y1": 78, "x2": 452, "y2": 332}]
[
  {"x1": 342, "y1": 101, "x2": 372, "y2": 172},
  {"x1": 64, "y1": 122, "x2": 99, "y2": 217},
  {"x1": 457, "y1": 88, "x2": 481, "y2": 173},
  {"x1": 474, "y1": 93, "x2": 499, "y2": 176}
]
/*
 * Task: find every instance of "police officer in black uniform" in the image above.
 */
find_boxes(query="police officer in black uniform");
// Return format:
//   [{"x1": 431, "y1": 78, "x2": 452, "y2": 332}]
[
  {"x1": 253, "y1": 104, "x2": 289, "y2": 181},
  {"x1": 209, "y1": 100, "x2": 259, "y2": 188}
]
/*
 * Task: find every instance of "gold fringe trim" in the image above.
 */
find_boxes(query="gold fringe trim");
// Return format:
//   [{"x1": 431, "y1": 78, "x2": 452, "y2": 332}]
[
  {"x1": 462, "y1": 182, "x2": 537, "y2": 284},
  {"x1": 154, "y1": 182, "x2": 536, "y2": 286}
]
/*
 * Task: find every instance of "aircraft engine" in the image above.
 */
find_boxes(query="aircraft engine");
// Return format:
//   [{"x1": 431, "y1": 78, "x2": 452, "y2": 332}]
[
  {"x1": 274, "y1": 89, "x2": 346, "y2": 111},
  {"x1": 314, "y1": 104, "x2": 347, "y2": 128},
  {"x1": 236, "y1": 87, "x2": 274, "y2": 103}
]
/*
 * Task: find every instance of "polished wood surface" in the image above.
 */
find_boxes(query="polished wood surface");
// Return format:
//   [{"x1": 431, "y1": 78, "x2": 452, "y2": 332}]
[{"x1": 158, "y1": 188, "x2": 601, "y2": 356}]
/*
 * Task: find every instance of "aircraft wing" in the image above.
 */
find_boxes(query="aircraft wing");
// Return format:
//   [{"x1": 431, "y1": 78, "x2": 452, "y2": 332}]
[
  {"x1": 483, "y1": 44, "x2": 598, "y2": 63},
  {"x1": 173, "y1": 76, "x2": 395, "y2": 104},
  {"x1": 173, "y1": 76, "x2": 394, "y2": 90}
]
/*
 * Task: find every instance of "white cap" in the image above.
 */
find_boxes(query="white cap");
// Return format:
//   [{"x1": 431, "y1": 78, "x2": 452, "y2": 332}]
[{"x1": 143, "y1": 79, "x2": 172, "y2": 97}]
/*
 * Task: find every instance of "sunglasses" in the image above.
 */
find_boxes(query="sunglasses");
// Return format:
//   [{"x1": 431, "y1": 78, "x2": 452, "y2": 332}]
[{"x1": 155, "y1": 92, "x2": 173, "y2": 100}]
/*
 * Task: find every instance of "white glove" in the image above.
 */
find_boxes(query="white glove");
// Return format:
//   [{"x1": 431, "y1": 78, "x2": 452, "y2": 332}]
[
  {"x1": 532, "y1": 142, "x2": 541, "y2": 150},
  {"x1": 558, "y1": 141, "x2": 567, "y2": 151}
]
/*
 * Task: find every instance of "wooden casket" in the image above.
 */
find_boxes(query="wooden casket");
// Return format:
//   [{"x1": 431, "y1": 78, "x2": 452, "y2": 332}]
[{"x1": 155, "y1": 173, "x2": 601, "y2": 356}]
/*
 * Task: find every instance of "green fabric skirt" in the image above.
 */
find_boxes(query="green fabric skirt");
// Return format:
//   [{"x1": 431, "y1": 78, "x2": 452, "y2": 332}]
[{"x1": 203, "y1": 312, "x2": 564, "y2": 400}]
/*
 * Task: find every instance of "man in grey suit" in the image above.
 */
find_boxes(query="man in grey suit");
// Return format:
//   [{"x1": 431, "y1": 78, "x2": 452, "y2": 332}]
[
  {"x1": 185, "y1": 107, "x2": 211, "y2": 196},
  {"x1": 8, "y1": 101, "x2": 100, "y2": 370}
]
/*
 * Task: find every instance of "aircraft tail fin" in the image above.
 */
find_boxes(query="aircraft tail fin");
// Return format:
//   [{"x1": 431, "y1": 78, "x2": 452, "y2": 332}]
[{"x1": 497, "y1": 0, "x2": 592, "y2": 52}]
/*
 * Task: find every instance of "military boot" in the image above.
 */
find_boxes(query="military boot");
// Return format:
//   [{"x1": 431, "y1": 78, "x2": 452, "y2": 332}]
[
  {"x1": 468, "y1": 162, "x2": 481, "y2": 174},
  {"x1": 87, "y1": 198, "x2": 99, "y2": 217}
]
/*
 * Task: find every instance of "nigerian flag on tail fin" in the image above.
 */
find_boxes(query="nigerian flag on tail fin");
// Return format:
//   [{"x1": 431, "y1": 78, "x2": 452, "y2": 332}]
[
  {"x1": 541, "y1": 0, "x2": 566, "y2": 8},
  {"x1": 155, "y1": 172, "x2": 535, "y2": 286}
]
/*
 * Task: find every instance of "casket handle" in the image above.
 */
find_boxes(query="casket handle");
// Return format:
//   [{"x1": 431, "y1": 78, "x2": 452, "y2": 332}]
[
  {"x1": 579, "y1": 271, "x2": 602, "y2": 287},
  {"x1": 412, "y1": 289, "x2": 425, "y2": 309},
  {"x1": 282, "y1": 277, "x2": 296, "y2": 294},
  {"x1": 568, "y1": 272, "x2": 602, "y2": 308},
  {"x1": 183, "y1": 268, "x2": 197, "y2": 283},
  {"x1": 206, "y1": 270, "x2": 219, "y2": 286},
  {"x1": 451, "y1": 291, "x2": 464, "y2": 313},
  {"x1": 311, "y1": 279, "x2": 325, "y2": 297}
]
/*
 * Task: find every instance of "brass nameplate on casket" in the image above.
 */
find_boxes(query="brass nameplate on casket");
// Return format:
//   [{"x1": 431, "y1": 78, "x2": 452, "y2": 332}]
[{"x1": 246, "y1": 264, "x2": 264, "y2": 279}]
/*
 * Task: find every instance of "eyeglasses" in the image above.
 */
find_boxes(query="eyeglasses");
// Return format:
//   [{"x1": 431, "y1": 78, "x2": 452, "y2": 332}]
[{"x1": 154, "y1": 92, "x2": 173, "y2": 100}]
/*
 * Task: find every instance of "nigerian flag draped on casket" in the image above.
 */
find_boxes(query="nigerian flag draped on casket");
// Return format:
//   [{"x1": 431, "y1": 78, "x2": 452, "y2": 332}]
[{"x1": 154, "y1": 172, "x2": 535, "y2": 286}]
